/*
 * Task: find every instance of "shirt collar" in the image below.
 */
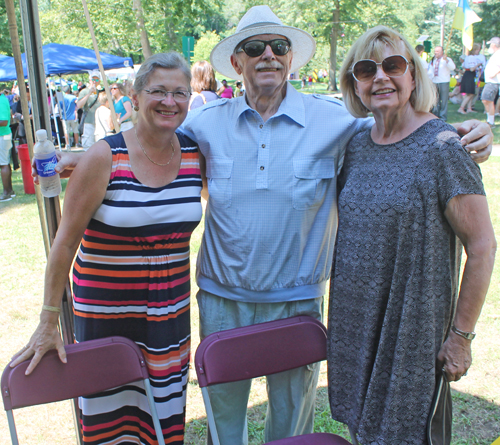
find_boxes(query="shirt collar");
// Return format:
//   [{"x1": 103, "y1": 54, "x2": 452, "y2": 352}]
[{"x1": 235, "y1": 82, "x2": 306, "y2": 127}]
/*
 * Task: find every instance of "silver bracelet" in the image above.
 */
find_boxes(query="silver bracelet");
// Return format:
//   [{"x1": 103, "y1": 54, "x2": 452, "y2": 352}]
[{"x1": 451, "y1": 325, "x2": 476, "y2": 340}]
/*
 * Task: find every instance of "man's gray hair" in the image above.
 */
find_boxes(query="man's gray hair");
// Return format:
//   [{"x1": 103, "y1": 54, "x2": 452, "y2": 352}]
[
  {"x1": 62, "y1": 85, "x2": 71, "y2": 93},
  {"x1": 134, "y1": 52, "x2": 192, "y2": 94},
  {"x1": 488, "y1": 37, "x2": 500, "y2": 48}
]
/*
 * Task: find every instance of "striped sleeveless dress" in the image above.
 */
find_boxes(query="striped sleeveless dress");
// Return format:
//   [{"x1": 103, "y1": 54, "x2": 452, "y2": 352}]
[{"x1": 72, "y1": 132, "x2": 202, "y2": 444}]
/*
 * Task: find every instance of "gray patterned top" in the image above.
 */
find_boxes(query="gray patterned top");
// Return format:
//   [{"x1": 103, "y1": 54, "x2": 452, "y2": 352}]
[{"x1": 327, "y1": 119, "x2": 485, "y2": 445}]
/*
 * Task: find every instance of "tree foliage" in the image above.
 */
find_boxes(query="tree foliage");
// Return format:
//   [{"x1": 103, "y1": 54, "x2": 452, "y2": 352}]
[
  {"x1": 193, "y1": 30, "x2": 220, "y2": 62},
  {"x1": 473, "y1": 0, "x2": 500, "y2": 45},
  {"x1": 34, "y1": 0, "x2": 226, "y2": 63},
  {"x1": 0, "y1": 0, "x2": 24, "y2": 56},
  {"x1": 4, "y1": 0, "x2": 497, "y2": 84}
]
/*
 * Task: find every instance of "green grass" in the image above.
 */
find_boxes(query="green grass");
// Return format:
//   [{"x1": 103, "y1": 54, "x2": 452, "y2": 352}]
[
  {"x1": 1, "y1": 157, "x2": 499, "y2": 444},
  {"x1": 447, "y1": 101, "x2": 500, "y2": 145}
]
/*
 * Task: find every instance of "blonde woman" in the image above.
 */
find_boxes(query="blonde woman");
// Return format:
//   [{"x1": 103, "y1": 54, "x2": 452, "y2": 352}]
[
  {"x1": 94, "y1": 92, "x2": 114, "y2": 141},
  {"x1": 329, "y1": 26, "x2": 496, "y2": 444},
  {"x1": 458, "y1": 43, "x2": 485, "y2": 114}
]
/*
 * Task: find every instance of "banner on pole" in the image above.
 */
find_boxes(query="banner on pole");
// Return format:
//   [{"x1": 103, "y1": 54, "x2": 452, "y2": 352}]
[{"x1": 452, "y1": 0, "x2": 482, "y2": 50}]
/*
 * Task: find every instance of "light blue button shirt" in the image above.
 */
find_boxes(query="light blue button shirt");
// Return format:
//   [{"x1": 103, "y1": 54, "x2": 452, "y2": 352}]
[{"x1": 181, "y1": 83, "x2": 372, "y2": 303}]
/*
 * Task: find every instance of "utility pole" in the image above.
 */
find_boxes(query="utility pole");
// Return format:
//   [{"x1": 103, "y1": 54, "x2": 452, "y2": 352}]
[{"x1": 441, "y1": 3, "x2": 446, "y2": 47}]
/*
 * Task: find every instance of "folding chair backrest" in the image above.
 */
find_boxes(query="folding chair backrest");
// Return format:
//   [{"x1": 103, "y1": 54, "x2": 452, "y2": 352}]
[
  {"x1": 195, "y1": 315, "x2": 327, "y2": 388},
  {"x1": 2, "y1": 336, "x2": 147, "y2": 410},
  {"x1": 2, "y1": 336, "x2": 165, "y2": 445}
]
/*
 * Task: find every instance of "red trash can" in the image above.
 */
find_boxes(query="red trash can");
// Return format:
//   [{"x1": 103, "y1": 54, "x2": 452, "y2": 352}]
[{"x1": 17, "y1": 144, "x2": 35, "y2": 194}]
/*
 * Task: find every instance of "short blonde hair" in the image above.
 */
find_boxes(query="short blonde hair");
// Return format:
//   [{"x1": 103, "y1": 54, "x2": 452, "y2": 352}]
[
  {"x1": 340, "y1": 26, "x2": 436, "y2": 118},
  {"x1": 98, "y1": 91, "x2": 108, "y2": 106}
]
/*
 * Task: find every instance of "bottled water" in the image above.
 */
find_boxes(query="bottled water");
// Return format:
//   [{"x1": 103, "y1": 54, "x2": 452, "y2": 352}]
[{"x1": 34, "y1": 129, "x2": 62, "y2": 198}]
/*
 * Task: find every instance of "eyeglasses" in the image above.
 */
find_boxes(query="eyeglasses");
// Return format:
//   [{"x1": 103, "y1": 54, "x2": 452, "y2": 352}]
[
  {"x1": 144, "y1": 89, "x2": 191, "y2": 102},
  {"x1": 235, "y1": 39, "x2": 291, "y2": 58},
  {"x1": 351, "y1": 55, "x2": 410, "y2": 82},
  {"x1": 110, "y1": 87, "x2": 118, "y2": 90}
]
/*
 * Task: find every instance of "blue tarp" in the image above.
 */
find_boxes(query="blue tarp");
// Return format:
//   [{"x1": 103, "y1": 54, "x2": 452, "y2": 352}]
[
  {"x1": 0, "y1": 54, "x2": 15, "y2": 81},
  {"x1": 0, "y1": 43, "x2": 133, "y2": 82}
]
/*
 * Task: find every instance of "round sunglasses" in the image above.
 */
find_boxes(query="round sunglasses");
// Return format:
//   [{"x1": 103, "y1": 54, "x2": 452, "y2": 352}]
[
  {"x1": 235, "y1": 39, "x2": 291, "y2": 58},
  {"x1": 351, "y1": 55, "x2": 410, "y2": 82}
]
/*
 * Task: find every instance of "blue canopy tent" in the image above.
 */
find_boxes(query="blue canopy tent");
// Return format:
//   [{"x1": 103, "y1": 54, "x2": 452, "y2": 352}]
[
  {"x1": 0, "y1": 43, "x2": 133, "y2": 81},
  {"x1": 0, "y1": 55, "x2": 16, "y2": 81},
  {"x1": 0, "y1": 44, "x2": 133, "y2": 149}
]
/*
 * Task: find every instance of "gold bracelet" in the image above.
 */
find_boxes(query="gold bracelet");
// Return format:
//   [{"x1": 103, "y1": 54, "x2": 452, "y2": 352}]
[{"x1": 42, "y1": 304, "x2": 61, "y2": 313}]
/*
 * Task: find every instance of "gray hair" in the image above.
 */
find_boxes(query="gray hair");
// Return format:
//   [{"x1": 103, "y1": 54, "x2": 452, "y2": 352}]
[
  {"x1": 62, "y1": 85, "x2": 71, "y2": 93},
  {"x1": 488, "y1": 37, "x2": 500, "y2": 48},
  {"x1": 134, "y1": 52, "x2": 192, "y2": 94}
]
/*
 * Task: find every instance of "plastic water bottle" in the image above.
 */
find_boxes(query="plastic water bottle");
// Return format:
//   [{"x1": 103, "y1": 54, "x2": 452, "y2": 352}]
[{"x1": 34, "y1": 129, "x2": 61, "y2": 198}]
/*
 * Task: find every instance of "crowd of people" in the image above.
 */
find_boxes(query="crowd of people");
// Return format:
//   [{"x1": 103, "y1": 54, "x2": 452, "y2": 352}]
[
  {"x1": 5, "y1": 4, "x2": 498, "y2": 445},
  {"x1": 415, "y1": 38, "x2": 500, "y2": 126},
  {"x1": 0, "y1": 72, "x2": 139, "y2": 201}
]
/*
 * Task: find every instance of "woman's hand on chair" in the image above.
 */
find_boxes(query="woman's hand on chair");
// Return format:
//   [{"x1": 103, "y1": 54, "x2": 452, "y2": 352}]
[{"x1": 11, "y1": 318, "x2": 67, "y2": 375}]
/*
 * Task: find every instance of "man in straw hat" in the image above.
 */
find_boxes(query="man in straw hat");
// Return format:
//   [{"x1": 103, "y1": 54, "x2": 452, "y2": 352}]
[
  {"x1": 180, "y1": 5, "x2": 492, "y2": 444},
  {"x1": 42, "y1": 5, "x2": 492, "y2": 444}
]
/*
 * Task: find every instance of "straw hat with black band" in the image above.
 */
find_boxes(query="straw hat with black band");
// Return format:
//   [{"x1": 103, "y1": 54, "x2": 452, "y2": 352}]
[{"x1": 210, "y1": 5, "x2": 316, "y2": 80}]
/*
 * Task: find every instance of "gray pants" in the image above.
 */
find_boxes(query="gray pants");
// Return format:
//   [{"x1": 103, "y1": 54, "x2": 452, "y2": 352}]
[
  {"x1": 432, "y1": 82, "x2": 450, "y2": 121},
  {"x1": 197, "y1": 289, "x2": 323, "y2": 445}
]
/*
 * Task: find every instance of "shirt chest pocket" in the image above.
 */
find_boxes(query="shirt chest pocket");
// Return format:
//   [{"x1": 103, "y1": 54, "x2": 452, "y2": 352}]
[
  {"x1": 293, "y1": 158, "x2": 335, "y2": 210},
  {"x1": 206, "y1": 158, "x2": 233, "y2": 208}
]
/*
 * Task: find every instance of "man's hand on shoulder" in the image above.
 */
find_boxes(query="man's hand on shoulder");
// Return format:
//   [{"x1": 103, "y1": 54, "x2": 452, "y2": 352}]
[{"x1": 453, "y1": 120, "x2": 493, "y2": 163}]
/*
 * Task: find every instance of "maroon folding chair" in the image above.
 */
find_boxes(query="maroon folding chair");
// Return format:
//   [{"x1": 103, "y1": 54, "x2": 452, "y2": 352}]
[
  {"x1": 2, "y1": 336, "x2": 166, "y2": 445},
  {"x1": 194, "y1": 315, "x2": 353, "y2": 445}
]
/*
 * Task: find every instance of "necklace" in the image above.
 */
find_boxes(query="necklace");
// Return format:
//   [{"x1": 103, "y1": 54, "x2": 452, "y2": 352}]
[{"x1": 135, "y1": 128, "x2": 175, "y2": 166}]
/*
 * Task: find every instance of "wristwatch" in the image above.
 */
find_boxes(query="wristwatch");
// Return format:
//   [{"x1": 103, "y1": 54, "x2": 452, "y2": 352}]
[{"x1": 451, "y1": 325, "x2": 476, "y2": 340}]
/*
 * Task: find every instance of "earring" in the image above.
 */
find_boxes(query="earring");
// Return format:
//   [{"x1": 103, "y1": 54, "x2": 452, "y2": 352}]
[{"x1": 134, "y1": 105, "x2": 139, "y2": 111}]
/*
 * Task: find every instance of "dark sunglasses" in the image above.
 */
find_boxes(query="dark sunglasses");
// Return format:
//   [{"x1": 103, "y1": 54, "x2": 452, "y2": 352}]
[
  {"x1": 351, "y1": 55, "x2": 410, "y2": 82},
  {"x1": 235, "y1": 39, "x2": 291, "y2": 58}
]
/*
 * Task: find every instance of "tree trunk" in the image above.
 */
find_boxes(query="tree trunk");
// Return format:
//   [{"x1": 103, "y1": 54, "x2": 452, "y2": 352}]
[
  {"x1": 328, "y1": 0, "x2": 340, "y2": 91},
  {"x1": 133, "y1": 0, "x2": 152, "y2": 59}
]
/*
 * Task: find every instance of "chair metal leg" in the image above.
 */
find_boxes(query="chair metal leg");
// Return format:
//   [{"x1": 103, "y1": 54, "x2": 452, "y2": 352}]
[
  {"x1": 201, "y1": 387, "x2": 221, "y2": 445},
  {"x1": 349, "y1": 426, "x2": 359, "y2": 445},
  {"x1": 6, "y1": 410, "x2": 19, "y2": 445},
  {"x1": 143, "y1": 378, "x2": 166, "y2": 445}
]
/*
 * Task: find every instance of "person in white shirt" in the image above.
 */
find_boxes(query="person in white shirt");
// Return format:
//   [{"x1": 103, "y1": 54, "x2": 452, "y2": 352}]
[
  {"x1": 427, "y1": 46, "x2": 456, "y2": 121},
  {"x1": 94, "y1": 92, "x2": 114, "y2": 141},
  {"x1": 481, "y1": 37, "x2": 500, "y2": 127},
  {"x1": 458, "y1": 43, "x2": 486, "y2": 114}
]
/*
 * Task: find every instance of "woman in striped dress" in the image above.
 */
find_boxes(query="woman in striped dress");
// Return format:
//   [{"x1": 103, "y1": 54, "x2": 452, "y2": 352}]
[{"x1": 11, "y1": 52, "x2": 204, "y2": 444}]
